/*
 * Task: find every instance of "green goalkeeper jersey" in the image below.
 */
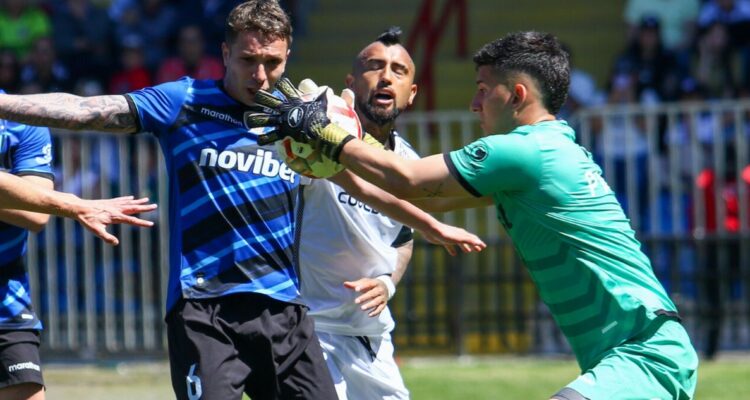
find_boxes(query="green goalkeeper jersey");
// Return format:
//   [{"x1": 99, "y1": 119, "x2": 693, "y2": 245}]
[{"x1": 446, "y1": 120, "x2": 677, "y2": 371}]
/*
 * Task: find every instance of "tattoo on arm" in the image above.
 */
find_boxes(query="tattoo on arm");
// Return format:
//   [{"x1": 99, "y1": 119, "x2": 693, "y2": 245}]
[
  {"x1": 422, "y1": 182, "x2": 445, "y2": 198},
  {"x1": 0, "y1": 93, "x2": 137, "y2": 133}
]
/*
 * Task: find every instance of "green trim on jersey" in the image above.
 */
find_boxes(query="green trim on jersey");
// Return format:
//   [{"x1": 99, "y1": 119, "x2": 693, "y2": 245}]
[{"x1": 447, "y1": 120, "x2": 679, "y2": 371}]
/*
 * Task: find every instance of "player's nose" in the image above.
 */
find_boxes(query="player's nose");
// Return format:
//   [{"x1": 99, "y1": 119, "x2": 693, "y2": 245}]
[
  {"x1": 470, "y1": 95, "x2": 482, "y2": 113},
  {"x1": 252, "y1": 64, "x2": 267, "y2": 85}
]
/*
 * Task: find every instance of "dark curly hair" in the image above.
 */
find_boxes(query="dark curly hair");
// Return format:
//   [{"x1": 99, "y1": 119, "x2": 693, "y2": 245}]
[
  {"x1": 376, "y1": 26, "x2": 403, "y2": 46},
  {"x1": 473, "y1": 31, "x2": 570, "y2": 115}
]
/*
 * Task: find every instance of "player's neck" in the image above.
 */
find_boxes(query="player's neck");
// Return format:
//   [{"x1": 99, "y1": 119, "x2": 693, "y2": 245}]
[
  {"x1": 363, "y1": 121, "x2": 395, "y2": 148},
  {"x1": 516, "y1": 104, "x2": 556, "y2": 127}
]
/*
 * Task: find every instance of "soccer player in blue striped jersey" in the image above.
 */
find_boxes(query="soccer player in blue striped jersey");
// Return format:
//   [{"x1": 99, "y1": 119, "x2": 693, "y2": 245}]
[
  {"x1": 0, "y1": 2, "x2": 485, "y2": 399},
  {"x1": 0, "y1": 103, "x2": 54, "y2": 400},
  {"x1": 0, "y1": 2, "x2": 339, "y2": 398},
  {"x1": 0, "y1": 170, "x2": 156, "y2": 245},
  {"x1": 0, "y1": 98, "x2": 155, "y2": 400}
]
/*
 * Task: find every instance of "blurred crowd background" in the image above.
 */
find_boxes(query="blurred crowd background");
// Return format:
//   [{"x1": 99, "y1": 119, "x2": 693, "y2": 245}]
[
  {"x1": 0, "y1": 0, "x2": 314, "y2": 95},
  {"x1": 1, "y1": 0, "x2": 749, "y2": 107}
]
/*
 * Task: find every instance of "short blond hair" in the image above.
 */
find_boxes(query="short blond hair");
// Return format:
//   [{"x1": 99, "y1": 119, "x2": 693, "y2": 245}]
[{"x1": 225, "y1": 0, "x2": 292, "y2": 45}]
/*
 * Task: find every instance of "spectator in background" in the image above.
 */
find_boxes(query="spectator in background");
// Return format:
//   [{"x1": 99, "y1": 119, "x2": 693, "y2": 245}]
[
  {"x1": 0, "y1": 0, "x2": 51, "y2": 61},
  {"x1": 138, "y1": 0, "x2": 177, "y2": 71},
  {"x1": 178, "y1": 0, "x2": 245, "y2": 57},
  {"x1": 155, "y1": 24, "x2": 223, "y2": 84},
  {"x1": 279, "y1": 0, "x2": 315, "y2": 37},
  {"x1": 694, "y1": 146, "x2": 748, "y2": 360},
  {"x1": 613, "y1": 16, "x2": 682, "y2": 103},
  {"x1": 0, "y1": 49, "x2": 20, "y2": 94},
  {"x1": 597, "y1": 72, "x2": 650, "y2": 228},
  {"x1": 51, "y1": 0, "x2": 113, "y2": 88},
  {"x1": 109, "y1": 34, "x2": 152, "y2": 94},
  {"x1": 624, "y1": 0, "x2": 700, "y2": 74},
  {"x1": 698, "y1": 0, "x2": 750, "y2": 30},
  {"x1": 698, "y1": 0, "x2": 750, "y2": 87},
  {"x1": 695, "y1": 22, "x2": 737, "y2": 98},
  {"x1": 19, "y1": 37, "x2": 73, "y2": 94},
  {"x1": 557, "y1": 43, "x2": 605, "y2": 121},
  {"x1": 111, "y1": 0, "x2": 177, "y2": 72}
]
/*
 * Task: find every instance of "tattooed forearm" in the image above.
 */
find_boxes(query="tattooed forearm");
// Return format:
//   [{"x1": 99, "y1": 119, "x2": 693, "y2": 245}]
[
  {"x1": 0, "y1": 93, "x2": 137, "y2": 133},
  {"x1": 421, "y1": 182, "x2": 445, "y2": 198}
]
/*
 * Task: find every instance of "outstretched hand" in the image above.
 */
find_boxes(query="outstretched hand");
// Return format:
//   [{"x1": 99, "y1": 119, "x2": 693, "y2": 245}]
[
  {"x1": 418, "y1": 222, "x2": 487, "y2": 256},
  {"x1": 344, "y1": 278, "x2": 389, "y2": 317},
  {"x1": 244, "y1": 77, "x2": 359, "y2": 161},
  {"x1": 72, "y1": 196, "x2": 157, "y2": 245}
]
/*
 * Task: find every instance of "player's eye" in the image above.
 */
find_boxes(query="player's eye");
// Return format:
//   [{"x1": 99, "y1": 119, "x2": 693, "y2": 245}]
[
  {"x1": 393, "y1": 67, "x2": 407, "y2": 77},
  {"x1": 266, "y1": 59, "x2": 282, "y2": 69},
  {"x1": 366, "y1": 60, "x2": 385, "y2": 71}
]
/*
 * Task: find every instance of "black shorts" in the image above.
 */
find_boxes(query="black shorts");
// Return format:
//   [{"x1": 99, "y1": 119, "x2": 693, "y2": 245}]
[
  {"x1": 0, "y1": 330, "x2": 44, "y2": 390},
  {"x1": 166, "y1": 292, "x2": 337, "y2": 400}
]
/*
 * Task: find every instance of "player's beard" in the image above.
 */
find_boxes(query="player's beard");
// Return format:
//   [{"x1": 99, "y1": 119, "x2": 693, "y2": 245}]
[{"x1": 357, "y1": 95, "x2": 402, "y2": 127}]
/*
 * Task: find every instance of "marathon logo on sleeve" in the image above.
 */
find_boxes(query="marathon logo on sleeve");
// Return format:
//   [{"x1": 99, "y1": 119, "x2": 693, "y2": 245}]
[
  {"x1": 199, "y1": 147, "x2": 297, "y2": 183},
  {"x1": 8, "y1": 361, "x2": 40, "y2": 373},
  {"x1": 199, "y1": 107, "x2": 242, "y2": 127}
]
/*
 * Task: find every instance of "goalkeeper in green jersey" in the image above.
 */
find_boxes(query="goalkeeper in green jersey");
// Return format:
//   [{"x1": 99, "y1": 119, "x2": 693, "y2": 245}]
[{"x1": 247, "y1": 31, "x2": 699, "y2": 399}]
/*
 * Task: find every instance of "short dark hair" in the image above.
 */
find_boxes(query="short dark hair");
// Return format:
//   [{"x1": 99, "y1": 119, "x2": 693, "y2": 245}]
[
  {"x1": 376, "y1": 26, "x2": 403, "y2": 46},
  {"x1": 473, "y1": 31, "x2": 570, "y2": 115},
  {"x1": 225, "y1": 0, "x2": 292, "y2": 45}
]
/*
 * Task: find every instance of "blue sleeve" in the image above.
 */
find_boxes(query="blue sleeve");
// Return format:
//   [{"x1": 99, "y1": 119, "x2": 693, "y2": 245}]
[
  {"x1": 125, "y1": 78, "x2": 191, "y2": 137},
  {"x1": 9, "y1": 122, "x2": 53, "y2": 180}
]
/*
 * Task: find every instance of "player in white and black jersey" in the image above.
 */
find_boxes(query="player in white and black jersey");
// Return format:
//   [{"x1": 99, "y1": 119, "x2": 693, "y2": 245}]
[{"x1": 298, "y1": 27, "x2": 419, "y2": 400}]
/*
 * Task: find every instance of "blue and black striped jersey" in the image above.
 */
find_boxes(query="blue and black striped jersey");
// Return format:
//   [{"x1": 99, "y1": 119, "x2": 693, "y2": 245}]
[
  {"x1": 0, "y1": 95, "x2": 54, "y2": 330},
  {"x1": 126, "y1": 78, "x2": 304, "y2": 312}
]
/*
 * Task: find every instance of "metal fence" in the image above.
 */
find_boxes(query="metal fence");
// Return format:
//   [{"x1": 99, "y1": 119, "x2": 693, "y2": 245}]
[{"x1": 28, "y1": 100, "x2": 750, "y2": 359}]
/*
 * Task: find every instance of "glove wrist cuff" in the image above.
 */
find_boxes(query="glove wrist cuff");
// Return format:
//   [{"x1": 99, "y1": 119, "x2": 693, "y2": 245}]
[{"x1": 329, "y1": 135, "x2": 355, "y2": 162}]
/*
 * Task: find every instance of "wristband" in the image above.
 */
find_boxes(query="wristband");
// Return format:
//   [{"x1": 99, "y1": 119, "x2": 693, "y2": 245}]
[{"x1": 375, "y1": 275, "x2": 396, "y2": 300}]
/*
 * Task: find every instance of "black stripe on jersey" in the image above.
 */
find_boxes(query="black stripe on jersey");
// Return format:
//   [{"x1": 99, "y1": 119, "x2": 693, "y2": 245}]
[
  {"x1": 443, "y1": 153, "x2": 483, "y2": 197},
  {"x1": 180, "y1": 163, "x2": 297, "y2": 253},
  {"x1": 391, "y1": 225, "x2": 413, "y2": 248},
  {"x1": 16, "y1": 171, "x2": 54, "y2": 181},
  {"x1": 292, "y1": 185, "x2": 305, "y2": 282},
  {"x1": 124, "y1": 94, "x2": 143, "y2": 133},
  {"x1": 0, "y1": 256, "x2": 25, "y2": 281},
  {"x1": 210, "y1": 246, "x2": 295, "y2": 287},
  {"x1": 181, "y1": 186, "x2": 296, "y2": 254},
  {"x1": 177, "y1": 158, "x2": 227, "y2": 195}
]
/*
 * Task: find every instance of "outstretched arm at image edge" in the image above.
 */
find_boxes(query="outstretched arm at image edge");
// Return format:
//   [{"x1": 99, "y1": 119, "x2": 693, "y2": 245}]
[
  {"x1": 0, "y1": 93, "x2": 137, "y2": 133},
  {"x1": 338, "y1": 140, "x2": 469, "y2": 200},
  {"x1": 0, "y1": 171, "x2": 156, "y2": 245},
  {"x1": 330, "y1": 171, "x2": 485, "y2": 255}
]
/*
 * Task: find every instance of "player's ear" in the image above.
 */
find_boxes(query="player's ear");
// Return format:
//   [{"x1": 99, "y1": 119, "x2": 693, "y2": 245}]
[
  {"x1": 345, "y1": 74, "x2": 354, "y2": 89},
  {"x1": 512, "y1": 83, "x2": 527, "y2": 108},
  {"x1": 407, "y1": 83, "x2": 418, "y2": 107},
  {"x1": 221, "y1": 42, "x2": 229, "y2": 66}
]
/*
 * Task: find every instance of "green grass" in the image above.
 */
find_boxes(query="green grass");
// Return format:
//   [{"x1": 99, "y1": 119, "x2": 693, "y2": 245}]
[{"x1": 42, "y1": 355, "x2": 750, "y2": 399}]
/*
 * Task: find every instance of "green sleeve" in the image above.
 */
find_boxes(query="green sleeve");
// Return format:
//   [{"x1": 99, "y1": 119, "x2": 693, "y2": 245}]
[{"x1": 446, "y1": 134, "x2": 541, "y2": 196}]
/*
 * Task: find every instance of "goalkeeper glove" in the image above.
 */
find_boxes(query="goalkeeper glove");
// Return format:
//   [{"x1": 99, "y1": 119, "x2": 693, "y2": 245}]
[{"x1": 244, "y1": 76, "x2": 358, "y2": 162}]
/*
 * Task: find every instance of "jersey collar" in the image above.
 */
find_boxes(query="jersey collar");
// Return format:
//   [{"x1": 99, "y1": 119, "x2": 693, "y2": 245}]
[{"x1": 512, "y1": 120, "x2": 575, "y2": 141}]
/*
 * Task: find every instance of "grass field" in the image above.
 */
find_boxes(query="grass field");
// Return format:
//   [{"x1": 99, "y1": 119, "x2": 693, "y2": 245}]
[{"x1": 42, "y1": 355, "x2": 750, "y2": 399}]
